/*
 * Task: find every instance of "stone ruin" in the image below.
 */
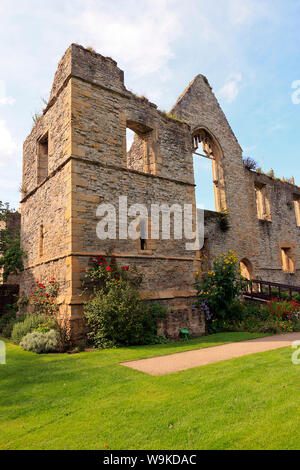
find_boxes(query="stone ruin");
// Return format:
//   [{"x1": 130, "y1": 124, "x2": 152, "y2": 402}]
[{"x1": 20, "y1": 44, "x2": 300, "y2": 340}]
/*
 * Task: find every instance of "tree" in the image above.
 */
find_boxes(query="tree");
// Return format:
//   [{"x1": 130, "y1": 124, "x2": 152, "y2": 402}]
[{"x1": 0, "y1": 201, "x2": 25, "y2": 282}]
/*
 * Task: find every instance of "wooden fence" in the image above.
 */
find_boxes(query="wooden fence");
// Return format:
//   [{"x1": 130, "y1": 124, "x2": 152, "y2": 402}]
[{"x1": 243, "y1": 279, "x2": 300, "y2": 302}]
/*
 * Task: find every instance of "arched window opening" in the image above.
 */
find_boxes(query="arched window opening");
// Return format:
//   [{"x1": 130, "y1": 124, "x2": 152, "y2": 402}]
[
  {"x1": 240, "y1": 258, "x2": 254, "y2": 280},
  {"x1": 192, "y1": 129, "x2": 226, "y2": 212}
]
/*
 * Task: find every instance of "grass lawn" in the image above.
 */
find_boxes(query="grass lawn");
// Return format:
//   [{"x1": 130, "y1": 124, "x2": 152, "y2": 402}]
[{"x1": 0, "y1": 331, "x2": 299, "y2": 450}]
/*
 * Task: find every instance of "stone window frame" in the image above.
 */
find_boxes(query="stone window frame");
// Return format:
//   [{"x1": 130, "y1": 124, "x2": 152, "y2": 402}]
[
  {"x1": 192, "y1": 128, "x2": 227, "y2": 213},
  {"x1": 37, "y1": 131, "x2": 49, "y2": 184},
  {"x1": 293, "y1": 194, "x2": 300, "y2": 227},
  {"x1": 240, "y1": 257, "x2": 254, "y2": 280},
  {"x1": 135, "y1": 216, "x2": 158, "y2": 254},
  {"x1": 39, "y1": 224, "x2": 45, "y2": 258},
  {"x1": 126, "y1": 120, "x2": 158, "y2": 175},
  {"x1": 254, "y1": 182, "x2": 272, "y2": 222},
  {"x1": 281, "y1": 246, "x2": 295, "y2": 273}
]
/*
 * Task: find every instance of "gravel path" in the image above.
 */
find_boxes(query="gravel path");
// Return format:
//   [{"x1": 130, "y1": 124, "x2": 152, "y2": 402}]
[{"x1": 121, "y1": 332, "x2": 300, "y2": 375}]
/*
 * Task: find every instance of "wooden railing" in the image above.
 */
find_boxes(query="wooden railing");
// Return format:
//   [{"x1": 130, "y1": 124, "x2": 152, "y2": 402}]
[{"x1": 243, "y1": 279, "x2": 300, "y2": 301}]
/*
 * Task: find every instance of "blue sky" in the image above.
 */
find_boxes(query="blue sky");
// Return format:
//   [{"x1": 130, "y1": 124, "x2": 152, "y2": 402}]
[{"x1": 1, "y1": 0, "x2": 300, "y2": 210}]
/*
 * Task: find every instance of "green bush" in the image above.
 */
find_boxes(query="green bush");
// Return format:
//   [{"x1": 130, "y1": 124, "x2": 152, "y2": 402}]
[
  {"x1": 0, "y1": 309, "x2": 26, "y2": 338},
  {"x1": 20, "y1": 329, "x2": 59, "y2": 354},
  {"x1": 220, "y1": 299, "x2": 300, "y2": 334},
  {"x1": 84, "y1": 278, "x2": 166, "y2": 349},
  {"x1": 195, "y1": 251, "x2": 246, "y2": 330},
  {"x1": 11, "y1": 314, "x2": 50, "y2": 345},
  {"x1": 35, "y1": 317, "x2": 57, "y2": 333},
  {"x1": 0, "y1": 309, "x2": 17, "y2": 334}
]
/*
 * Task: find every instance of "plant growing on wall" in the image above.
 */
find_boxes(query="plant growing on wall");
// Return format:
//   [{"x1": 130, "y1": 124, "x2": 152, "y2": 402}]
[
  {"x1": 243, "y1": 157, "x2": 257, "y2": 171},
  {"x1": 218, "y1": 208, "x2": 230, "y2": 232},
  {"x1": 0, "y1": 201, "x2": 26, "y2": 282}
]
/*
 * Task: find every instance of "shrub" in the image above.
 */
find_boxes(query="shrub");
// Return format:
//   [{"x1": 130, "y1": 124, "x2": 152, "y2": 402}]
[
  {"x1": 82, "y1": 254, "x2": 142, "y2": 293},
  {"x1": 35, "y1": 318, "x2": 57, "y2": 333},
  {"x1": 0, "y1": 309, "x2": 17, "y2": 335},
  {"x1": 195, "y1": 251, "x2": 246, "y2": 331},
  {"x1": 0, "y1": 309, "x2": 26, "y2": 338},
  {"x1": 25, "y1": 278, "x2": 59, "y2": 317},
  {"x1": 84, "y1": 277, "x2": 166, "y2": 349},
  {"x1": 218, "y1": 209, "x2": 230, "y2": 232},
  {"x1": 221, "y1": 299, "x2": 300, "y2": 334},
  {"x1": 243, "y1": 157, "x2": 257, "y2": 171},
  {"x1": 20, "y1": 329, "x2": 59, "y2": 354},
  {"x1": 11, "y1": 314, "x2": 50, "y2": 345}
]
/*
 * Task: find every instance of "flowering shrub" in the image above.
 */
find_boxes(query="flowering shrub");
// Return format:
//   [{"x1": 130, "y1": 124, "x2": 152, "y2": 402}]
[
  {"x1": 82, "y1": 254, "x2": 142, "y2": 293},
  {"x1": 17, "y1": 278, "x2": 59, "y2": 318},
  {"x1": 195, "y1": 251, "x2": 246, "y2": 331},
  {"x1": 28, "y1": 278, "x2": 59, "y2": 316},
  {"x1": 265, "y1": 298, "x2": 300, "y2": 319},
  {"x1": 83, "y1": 254, "x2": 167, "y2": 348},
  {"x1": 220, "y1": 299, "x2": 300, "y2": 334}
]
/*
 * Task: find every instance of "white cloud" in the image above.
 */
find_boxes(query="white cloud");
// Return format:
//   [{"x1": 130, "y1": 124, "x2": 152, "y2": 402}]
[
  {"x1": 0, "y1": 120, "x2": 18, "y2": 159},
  {"x1": 268, "y1": 123, "x2": 285, "y2": 134},
  {"x1": 228, "y1": 0, "x2": 268, "y2": 25},
  {"x1": 0, "y1": 80, "x2": 15, "y2": 106},
  {"x1": 219, "y1": 73, "x2": 243, "y2": 103},
  {"x1": 72, "y1": 0, "x2": 182, "y2": 79}
]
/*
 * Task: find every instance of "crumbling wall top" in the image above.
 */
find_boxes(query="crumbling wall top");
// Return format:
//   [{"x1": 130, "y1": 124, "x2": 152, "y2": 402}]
[{"x1": 49, "y1": 43, "x2": 126, "y2": 103}]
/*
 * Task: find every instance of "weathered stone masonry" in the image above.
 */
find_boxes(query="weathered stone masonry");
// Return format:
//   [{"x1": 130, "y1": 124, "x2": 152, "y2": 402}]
[{"x1": 20, "y1": 44, "x2": 300, "y2": 340}]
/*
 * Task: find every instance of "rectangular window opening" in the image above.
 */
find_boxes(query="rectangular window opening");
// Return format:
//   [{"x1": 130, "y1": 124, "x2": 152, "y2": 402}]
[
  {"x1": 140, "y1": 238, "x2": 147, "y2": 251},
  {"x1": 293, "y1": 195, "x2": 300, "y2": 226},
  {"x1": 126, "y1": 121, "x2": 155, "y2": 174},
  {"x1": 39, "y1": 224, "x2": 44, "y2": 258},
  {"x1": 254, "y1": 182, "x2": 271, "y2": 221}
]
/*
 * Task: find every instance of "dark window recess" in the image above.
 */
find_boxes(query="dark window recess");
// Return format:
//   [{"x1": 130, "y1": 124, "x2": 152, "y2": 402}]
[
  {"x1": 37, "y1": 132, "x2": 49, "y2": 184},
  {"x1": 140, "y1": 238, "x2": 147, "y2": 251}
]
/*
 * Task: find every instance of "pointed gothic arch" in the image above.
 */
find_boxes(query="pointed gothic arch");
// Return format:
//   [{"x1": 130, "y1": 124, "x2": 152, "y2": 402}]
[{"x1": 192, "y1": 127, "x2": 226, "y2": 212}]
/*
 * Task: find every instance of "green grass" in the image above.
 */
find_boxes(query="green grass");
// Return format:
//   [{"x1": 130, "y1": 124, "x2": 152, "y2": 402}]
[{"x1": 0, "y1": 332, "x2": 299, "y2": 450}]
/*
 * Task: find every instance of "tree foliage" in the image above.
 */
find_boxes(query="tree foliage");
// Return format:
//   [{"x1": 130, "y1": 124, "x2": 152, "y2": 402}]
[{"x1": 0, "y1": 201, "x2": 25, "y2": 282}]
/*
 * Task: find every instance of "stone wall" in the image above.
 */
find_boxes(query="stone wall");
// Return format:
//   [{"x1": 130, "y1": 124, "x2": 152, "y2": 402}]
[{"x1": 172, "y1": 74, "x2": 300, "y2": 285}]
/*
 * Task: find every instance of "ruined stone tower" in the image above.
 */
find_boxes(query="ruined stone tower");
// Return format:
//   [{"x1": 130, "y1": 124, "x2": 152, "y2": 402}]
[{"x1": 20, "y1": 44, "x2": 300, "y2": 339}]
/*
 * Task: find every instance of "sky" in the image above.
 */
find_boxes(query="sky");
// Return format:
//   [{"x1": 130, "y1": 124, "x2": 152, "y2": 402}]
[{"x1": 1, "y1": 0, "x2": 300, "y2": 211}]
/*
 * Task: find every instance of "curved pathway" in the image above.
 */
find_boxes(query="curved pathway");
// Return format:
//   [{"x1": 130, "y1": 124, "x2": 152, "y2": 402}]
[{"x1": 121, "y1": 332, "x2": 300, "y2": 375}]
